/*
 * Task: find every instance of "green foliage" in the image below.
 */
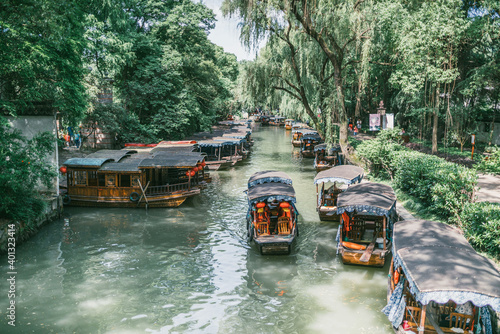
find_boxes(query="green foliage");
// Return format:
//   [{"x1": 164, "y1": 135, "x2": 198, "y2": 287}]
[
  {"x1": 392, "y1": 150, "x2": 477, "y2": 222},
  {"x1": 475, "y1": 147, "x2": 500, "y2": 174},
  {"x1": 461, "y1": 202, "x2": 500, "y2": 260},
  {"x1": 0, "y1": 116, "x2": 56, "y2": 221},
  {"x1": 356, "y1": 128, "x2": 407, "y2": 178}
]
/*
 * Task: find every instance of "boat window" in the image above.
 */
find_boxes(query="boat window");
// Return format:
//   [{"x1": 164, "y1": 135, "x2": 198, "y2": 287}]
[
  {"x1": 106, "y1": 174, "x2": 116, "y2": 187},
  {"x1": 75, "y1": 171, "x2": 87, "y2": 186},
  {"x1": 88, "y1": 171, "x2": 98, "y2": 186},
  {"x1": 98, "y1": 173, "x2": 106, "y2": 187},
  {"x1": 121, "y1": 174, "x2": 131, "y2": 187},
  {"x1": 132, "y1": 176, "x2": 140, "y2": 188},
  {"x1": 68, "y1": 170, "x2": 73, "y2": 186}
]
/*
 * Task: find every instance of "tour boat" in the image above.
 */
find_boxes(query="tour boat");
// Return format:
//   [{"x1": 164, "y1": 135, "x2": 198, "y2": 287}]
[
  {"x1": 61, "y1": 149, "x2": 208, "y2": 208},
  {"x1": 300, "y1": 132, "x2": 322, "y2": 158},
  {"x1": 291, "y1": 128, "x2": 309, "y2": 147},
  {"x1": 313, "y1": 143, "x2": 343, "y2": 171},
  {"x1": 336, "y1": 182, "x2": 397, "y2": 267},
  {"x1": 246, "y1": 171, "x2": 299, "y2": 255},
  {"x1": 284, "y1": 119, "x2": 294, "y2": 130},
  {"x1": 314, "y1": 165, "x2": 364, "y2": 221},
  {"x1": 384, "y1": 219, "x2": 500, "y2": 334}
]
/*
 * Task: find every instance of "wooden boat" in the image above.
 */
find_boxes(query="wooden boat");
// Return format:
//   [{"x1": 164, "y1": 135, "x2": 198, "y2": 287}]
[
  {"x1": 300, "y1": 132, "x2": 322, "y2": 158},
  {"x1": 197, "y1": 140, "x2": 234, "y2": 170},
  {"x1": 336, "y1": 182, "x2": 397, "y2": 267},
  {"x1": 313, "y1": 143, "x2": 343, "y2": 172},
  {"x1": 314, "y1": 165, "x2": 364, "y2": 221},
  {"x1": 271, "y1": 116, "x2": 285, "y2": 126},
  {"x1": 62, "y1": 149, "x2": 207, "y2": 208},
  {"x1": 285, "y1": 119, "x2": 294, "y2": 130},
  {"x1": 260, "y1": 115, "x2": 270, "y2": 126},
  {"x1": 246, "y1": 171, "x2": 299, "y2": 255},
  {"x1": 384, "y1": 219, "x2": 500, "y2": 334},
  {"x1": 291, "y1": 128, "x2": 308, "y2": 147}
]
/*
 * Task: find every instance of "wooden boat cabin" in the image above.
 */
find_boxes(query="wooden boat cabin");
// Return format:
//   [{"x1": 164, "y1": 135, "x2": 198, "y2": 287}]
[
  {"x1": 246, "y1": 171, "x2": 299, "y2": 255},
  {"x1": 272, "y1": 116, "x2": 285, "y2": 126},
  {"x1": 384, "y1": 219, "x2": 500, "y2": 334},
  {"x1": 62, "y1": 149, "x2": 207, "y2": 208},
  {"x1": 197, "y1": 140, "x2": 234, "y2": 170},
  {"x1": 285, "y1": 119, "x2": 294, "y2": 130},
  {"x1": 314, "y1": 143, "x2": 343, "y2": 172},
  {"x1": 300, "y1": 132, "x2": 323, "y2": 158},
  {"x1": 260, "y1": 115, "x2": 270, "y2": 125},
  {"x1": 336, "y1": 182, "x2": 397, "y2": 267},
  {"x1": 314, "y1": 165, "x2": 364, "y2": 221},
  {"x1": 212, "y1": 136, "x2": 247, "y2": 163}
]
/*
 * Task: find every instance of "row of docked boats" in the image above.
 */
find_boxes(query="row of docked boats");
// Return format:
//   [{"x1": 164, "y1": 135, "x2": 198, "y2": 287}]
[
  {"x1": 60, "y1": 120, "x2": 253, "y2": 208},
  {"x1": 250, "y1": 117, "x2": 499, "y2": 334}
]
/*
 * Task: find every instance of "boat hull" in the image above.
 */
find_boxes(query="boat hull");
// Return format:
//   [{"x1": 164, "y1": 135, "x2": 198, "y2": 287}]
[
  {"x1": 318, "y1": 206, "x2": 340, "y2": 221},
  {"x1": 339, "y1": 247, "x2": 388, "y2": 267}
]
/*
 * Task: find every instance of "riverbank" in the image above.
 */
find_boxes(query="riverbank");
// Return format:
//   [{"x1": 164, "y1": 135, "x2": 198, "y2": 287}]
[{"x1": 0, "y1": 195, "x2": 63, "y2": 254}]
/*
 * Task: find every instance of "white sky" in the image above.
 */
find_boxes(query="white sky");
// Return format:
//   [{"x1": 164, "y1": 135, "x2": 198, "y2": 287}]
[{"x1": 202, "y1": 0, "x2": 259, "y2": 61}]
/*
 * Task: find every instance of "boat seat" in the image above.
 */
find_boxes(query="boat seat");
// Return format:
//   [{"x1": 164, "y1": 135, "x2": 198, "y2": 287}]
[
  {"x1": 404, "y1": 305, "x2": 422, "y2": 328},
  {"x1": 277, "y1": 217, "x2": 290, "y2": 235},
  {"x1": 256, "y1": 222, "x2": 270, "y2": 236},
  {"x1": 448, "y1": 312, "x2": 473, "y2": 330}
]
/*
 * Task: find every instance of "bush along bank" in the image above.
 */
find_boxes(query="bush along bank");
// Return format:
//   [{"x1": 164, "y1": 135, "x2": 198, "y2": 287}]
[
  {"x1": 0, "y1": 196, "x2": 63, "y2": 254},
  {"x1": 355, "y1": 129, "x2": 500, "y2": 261}
]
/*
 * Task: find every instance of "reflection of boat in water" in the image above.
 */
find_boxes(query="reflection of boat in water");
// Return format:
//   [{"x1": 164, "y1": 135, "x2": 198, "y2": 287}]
[
  {"x1": 384, "y1": 219, "x2": 500, "y2": 334},
  {"x1": 246, "y1": 171, "x2": 299, "y2": 255},
  {"x1": 336, "y1": 182, "x2": 397, "y2": 267},
  {"x1": 314, "y1": 165, "x2": 364, "y2": 221}
]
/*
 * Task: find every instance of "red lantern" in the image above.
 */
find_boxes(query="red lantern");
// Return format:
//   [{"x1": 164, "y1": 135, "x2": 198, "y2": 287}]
[
  {"x1": 256, "y1": 202, "x2": 266, "y2": 208},
  {"x1": 193, "y1": 166, "x2": 199, "y2": 172},
  {"x1": 201, "y1": 161, "x2": 206, "y2": 167},
  {"x1": 59, "y1": 166, "x2": 67, "y2": 174},
  {"x1": 186, "y1": 171, "x2": 190, "y2": 177},
  {"x1": 190, "y1": 170, "x2": 196, "y2": 177},
  {"x1": 279, "y1": 202, "x2": 290, "y2": 208}
]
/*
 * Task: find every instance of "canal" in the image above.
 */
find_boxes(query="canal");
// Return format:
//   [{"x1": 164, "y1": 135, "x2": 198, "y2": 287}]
[{"x1": 0, "y1": 125, "x2": 391, "y2": 333}]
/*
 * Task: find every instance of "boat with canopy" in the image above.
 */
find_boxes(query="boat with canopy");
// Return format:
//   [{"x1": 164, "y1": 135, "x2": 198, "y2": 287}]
[
  {"x1": 314, "y1": 165, "x2": 364, "y2": 221},
  {"x1": 384, "y1": 219, "x2": 500, "y2": 334},
  {"x1": 336, "y1": 182, "x2": 397, "y2": 267},
  {"x1": 313, "y1": 143, "x2": 343, "y2": 171},
  {"x1": 246, "y1": 171, "x2": 299, "y2": 255}
]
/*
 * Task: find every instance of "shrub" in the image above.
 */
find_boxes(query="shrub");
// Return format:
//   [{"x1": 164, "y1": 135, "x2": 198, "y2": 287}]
[
  {"x1": 461, "y1": 202, "x2": 500, "y2": 260},
  {"x1": 475, "y1": 146, "x2": 500, "y2": 175},
  {"x1": 392, "y1": 150, "x2": 476, "y2": 222}
]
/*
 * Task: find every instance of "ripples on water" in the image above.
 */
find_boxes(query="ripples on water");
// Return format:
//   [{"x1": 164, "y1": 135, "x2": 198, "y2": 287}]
[{"x1": 0, "y1": 126, "x2": 391, "y2": 333}]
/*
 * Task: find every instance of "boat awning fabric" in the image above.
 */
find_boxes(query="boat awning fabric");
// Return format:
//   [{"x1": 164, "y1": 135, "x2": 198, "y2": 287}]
[
  {"x1": 197, "y1": 140, "x2": 224, "y2": 148},
  {"x1": 393, "y1": 219, "x2": 500, "y2": 311},
  {"x1": 336, "y1": 182, "x2": 396, "y2": 218},
  {"x1": 292, "y1": 128, "x2": 311, "y2": 134},
  {"x1": 248, "y1": 171, "x2": 293, "y2": 188},
  {"x1": 302, "y1": 133, "x2": 322, "y2": 140},
  {"x1": 63, "y1": 158, "x2": 113, "y2": 168},
  {"x1": 247, "y1": 182, "x2": 296, "y2": 204},
  {"x1": 86, "y1": 149, "x2": 137, "y2": 162},
  {"x1": 139, "y1": 155, "x2": 203, "y2": 168},
  {"x1": 212, "y1": 137, "x2": 246, "y2": 144},
  {"x1": 314, "y1": 165, "x2": 364, "y2": 185},
  {"x1": 151, "y1": 146, "x2": 198, "y2": 155},
  {"x1": 313, "y1": 143, "x2": 341, "y2": 153},
  {"x1": 222, "y1": 133, "x2": 247, "y2": 139}
]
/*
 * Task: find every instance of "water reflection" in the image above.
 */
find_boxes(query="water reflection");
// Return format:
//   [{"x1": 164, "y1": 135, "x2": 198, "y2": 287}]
[{"x1": 0, "y1": 125, "x2": 392, "y2": 334}]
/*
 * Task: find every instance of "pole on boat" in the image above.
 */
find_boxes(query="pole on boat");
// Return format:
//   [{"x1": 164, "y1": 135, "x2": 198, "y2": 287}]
[
  {"x1": 418, "y1": 305, "x2": 427, "y2": 334},
  {"x1": 137, "y1": 180, "x2": 150, "y2": 209}
]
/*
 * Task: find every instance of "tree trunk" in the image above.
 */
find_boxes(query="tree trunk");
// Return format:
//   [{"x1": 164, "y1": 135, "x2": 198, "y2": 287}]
[{"x1": 432, "y1": 85, "x2": 440, "y2": 154}]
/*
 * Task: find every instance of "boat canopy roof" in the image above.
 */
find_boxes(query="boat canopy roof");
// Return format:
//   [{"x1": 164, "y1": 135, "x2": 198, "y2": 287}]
[
  {"x1": 86, "y1": 149, "x2": 137, "y2": 162},
  {"x1": 151, "y1": 146, "x2": 197, "y2": 155},
  {"x1": 285, "y1": 119, "x2": 294, "y2": 122},
  {"x1": 314, "y1": 165, "x2": 364, "y2": 185},
  {"x1": 247, "y1": 182, "x2": 296, "y2": 204},
  {"x1": 274, "y1": 116, "x2": 285, "y2": 120},
  {"x1": 393, "y1": 219, "x2": 500, "y2": 311},
  {"x1": 314, "y1": 143, "x2": 341, "y2": 152},
  {"x1": 292, "y1": 128, "x2": 312, "y2": 134},
  {"x1": 63, "y1": 157, "x2": 113, "y2": 168},
  {"x1": 99, "y1": 159, "x2": 142, "y2": 173},
  {"x1": 336, "y1": 182, "x2": 396, "y2": 218},
  {"x1": 212, "y1": 137, "x2": 246, "y2": 144},
  {"x1": 222, "y1": 133, "x2": 247, "y2": 139},
  {"x1": 248, "y1": 170, "x2": 293, "y2": 188},
  {"x1": 139, "y1": 154, "x2": 204, "y2": 168},
  {"x1": 302, "y1": 133, "x2": 322, "y2": 140}
]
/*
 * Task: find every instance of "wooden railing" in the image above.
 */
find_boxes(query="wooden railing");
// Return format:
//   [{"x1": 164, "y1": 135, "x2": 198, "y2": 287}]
[{"x1": 146, "y1": 182, "x2": 190, "y2": 195}]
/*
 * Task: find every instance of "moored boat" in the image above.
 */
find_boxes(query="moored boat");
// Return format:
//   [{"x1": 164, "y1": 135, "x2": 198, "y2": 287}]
[
  {"x1": 285, "y1": 119, "x2": 294, "y2": 130},
  {"x1": 384, "y1": 219, "x2": 500, "y2": 334},
  {"x1": 313, "y1": 143, "x2": 343, "y2": 171},
  {"x1": 300, "y1": 132, "x2": 322, "y2": 158},
  {"x1": 314, "y1": 165, "x2": 364, "y2": 221},
  {"x1": 291, "y1": 128, "x2": 308, "y2": 147},
  {"x1": 246, "y1": 171, "x2": 299, "y2": 255},
  {"x1": 62, "y1": 149, "x2": 207, "y2": 208},
  {"x1": 336, "y1": 182, "x2": 397, "y2": 267}
]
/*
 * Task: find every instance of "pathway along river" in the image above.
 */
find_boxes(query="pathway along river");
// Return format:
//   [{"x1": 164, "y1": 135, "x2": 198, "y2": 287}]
[{"x1": 0, "y1": 126, "x2": 392, "y2": 333}]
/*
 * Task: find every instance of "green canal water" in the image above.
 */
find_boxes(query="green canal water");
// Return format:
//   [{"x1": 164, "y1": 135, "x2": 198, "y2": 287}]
[{"x1": 0, "y1": 125, "x2": 392, "y2": 333}]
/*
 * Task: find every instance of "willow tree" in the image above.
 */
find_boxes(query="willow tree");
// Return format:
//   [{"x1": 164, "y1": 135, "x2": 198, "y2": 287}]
[{"x1": 223, "y1": 0, "x2": 374, "y2": 155}]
